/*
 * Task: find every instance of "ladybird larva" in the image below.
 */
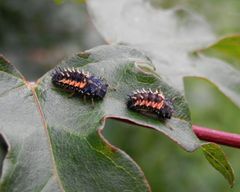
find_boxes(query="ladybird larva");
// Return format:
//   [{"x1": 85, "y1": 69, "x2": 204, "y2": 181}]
[
  {"x1": 127, "y1": 88, "x2": 174, "y2": 119},
  {"x1": 51, "y1": 67, "x2": 108, "y2": 100}
]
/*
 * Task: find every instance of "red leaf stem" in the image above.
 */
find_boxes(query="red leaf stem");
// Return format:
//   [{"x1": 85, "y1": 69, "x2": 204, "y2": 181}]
[{"x1": 193, "y1": 125, "x2": 240, "y2": 148}]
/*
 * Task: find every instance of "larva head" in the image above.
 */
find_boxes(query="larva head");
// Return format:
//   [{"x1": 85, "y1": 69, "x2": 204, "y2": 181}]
[
  {"x1": 51, "y1": 68, "x2": 64, "y2": 82},
  {"x1": 158, "y1": 99, "x2": 174, "y2": 119},
  {"x1": 86, "y1": 76, "x2": 108, "y2": 99}
]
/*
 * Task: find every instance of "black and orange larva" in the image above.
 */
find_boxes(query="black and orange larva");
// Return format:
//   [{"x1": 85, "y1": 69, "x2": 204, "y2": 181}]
[
  {"x1": 127, "y1": 88, "x2": 174, "y2": 119},
  {"x1": 51, "y1": 67, "x2": 108, "y2": 100}
]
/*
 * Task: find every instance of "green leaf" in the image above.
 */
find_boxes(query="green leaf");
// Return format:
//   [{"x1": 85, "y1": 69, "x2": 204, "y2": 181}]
[
  {"x1": 0, "y1": 45, "x2": 199, "y2": 191},
  {"x1": 196, "y1": 35, "x2": 240, "y2": 70},
  {"x1": 37, "y1": 45, "x2": 200, "y2": 152},
  {"x1": 0, "y1": 55, "x2": 23, "y2": 79},
  {"x1": 194, "y1": 35, "x2": 240, "y2": 108},
  {"x1": 192, "y1": 35, "x2": 240, "y2": 107},
  {"x1": 0, "y1": 52, "x2": 149, "y2": 191},
  {"x1": 0, "y1": 56, "x2": 63, "y2": 191},
  {"x1": 201, "y1": 143, "x2": 235, "y2": 187},
  {"x1": 151, "y1": 0, "x2": 240, "y2": 35},
  {"x1": 54, "y1": 0, "x2": 85, "y2": 5}
]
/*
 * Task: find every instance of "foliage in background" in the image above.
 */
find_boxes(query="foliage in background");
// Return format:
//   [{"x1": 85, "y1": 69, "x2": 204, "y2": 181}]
[
  {"x1": 0, "y1": 0, "x2": 103, "y2": 80},
  {"x1": 54, "y1": 0, "x2": 85, "y2": 4},
  {"x1": 151, "y1": 0, "x2": 240, "y2": 35}
]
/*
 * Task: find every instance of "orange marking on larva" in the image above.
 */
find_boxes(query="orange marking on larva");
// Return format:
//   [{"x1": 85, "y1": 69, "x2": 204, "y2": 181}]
[
  {"x1": 156, "y1": 101, "x2": 164, "y2": 109},
  {"x1": 152, "y1": 102, "x2": 158, "y2": 108},
  {"x1": 64, "y1": 80, "x2": 70, "y2": 84},
  {"x1": 75, "y1": 82, "x2": 81, "y2": 87},
  {"x1": 134, "y1": 100, "x2": 140, "y2": 106},
  {"x1": 59, "y1": 79, "x2": 66, "y2": 83},
  {"x1": 69, "y1": 81, "x2": 76, "y2": 86},
  {"x1": 146, "y1": 101, "x2": 152, "y2": 107},
  {"x1": 79, "y1": 82, "x2": 87, "y2": 88},
  {"x1": 136, "y1": 100, "x2": 141, "y2": 106},
  {"x1": 74, "y1": 82, "x2": 79, "y2": 87},
  {"x1": 140, "y1": 100, "x2": 146, "y2": 106},
  {"x1": 150, "y1": 102, "x2": 156, "y2": 108},
  {"x1": 144, "y1": 101, "x2": 149, "y2": 106},
  {"x1": 77, "y1": 82, "x2": 82, "y2": 88}
]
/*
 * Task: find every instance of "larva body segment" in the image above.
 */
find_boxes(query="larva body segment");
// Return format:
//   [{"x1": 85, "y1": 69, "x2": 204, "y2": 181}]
[
  {"x1": 127, "y1": 88, "x2": 174, "y2": 119},
  {"x1": 51, "y1": 67, "x2": 108, "y2": 100}
]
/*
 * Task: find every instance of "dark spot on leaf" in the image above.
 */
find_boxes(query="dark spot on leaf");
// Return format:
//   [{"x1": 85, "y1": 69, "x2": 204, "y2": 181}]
[{"x1": 0, "y1": 133, "x2": 8, "y2": 178}]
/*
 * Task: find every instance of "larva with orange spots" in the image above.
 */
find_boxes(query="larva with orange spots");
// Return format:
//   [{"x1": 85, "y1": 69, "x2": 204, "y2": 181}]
[
  {"x1": 127, "y1": 88, "x2": 174, "y2": 119},
  {"x1": 51, "y1": 67, "x2": 108, "y2": 100}
]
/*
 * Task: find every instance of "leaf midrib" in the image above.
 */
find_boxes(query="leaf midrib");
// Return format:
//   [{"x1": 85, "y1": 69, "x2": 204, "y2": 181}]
[
  {"x1": 30, "y1": 83, "x2": 65, "y2": 192},
  {"x1": 202, "y1": 146, "x2": 234, "y2": 186}
]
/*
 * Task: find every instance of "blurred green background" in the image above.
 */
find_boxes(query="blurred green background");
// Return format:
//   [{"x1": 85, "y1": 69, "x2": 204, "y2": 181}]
[
  {"x1": 0, "y1": 0, "x2": 104, "y2": 80},
  {"x1": 0, "y1": 0, "x2": 239, "y2": 191}
]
